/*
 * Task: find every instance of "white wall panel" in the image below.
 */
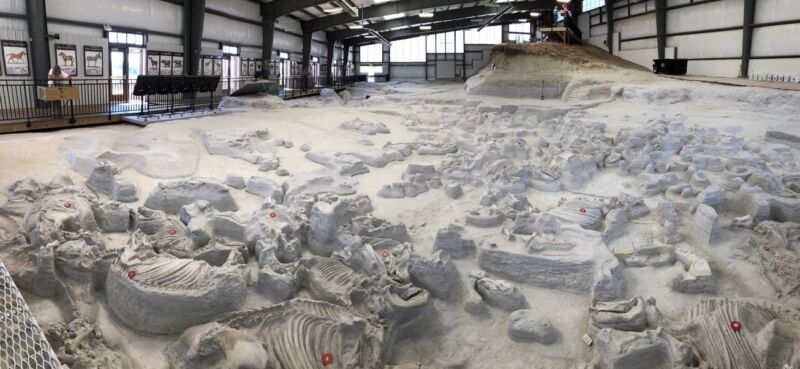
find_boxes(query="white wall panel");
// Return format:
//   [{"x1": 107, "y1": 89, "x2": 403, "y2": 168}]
[
  {"x1": 48, "y1": 23, "x2": 102, "y2": 38},
  {"x1": 273, "y1": 31, "x2": 303, "y2": 53},
  {"x1": 277, "y1": 17, "x2": 302, "y2": 34},
  {"x1": 614, "y1": 12, "x2": 657, "y2": 39},
  {"x1": 0, "y1": 18, "x2": 27, "y2": 32},
  {"x1": 621, "y1": 37, "x2": 658, "y2": 51},
  {"x1": 686, "y1": 59, "x2": 741, "y2": 77},
  {"x1": 203, "y1": 13, "x2": 261, "y2": 46},
  {"x1": 148, "y1": 34, "x2": 182, "y2": 46},
  {"x1": 206, "y1": 0, "x2": 261, "y2": 22},
  {"x1": 667, "y1": 30, "x2": 742, "y2": 58},
  {"x1": 45, "y1": 0, "x2": 182, "y2": 35},
  {"x1": 752, "y1": 24, "x2": 800, "y2": 56},
  {"x1": 667, "y1": 0, "x2": 743, "y2": 33},
  {"x1": 0, "y1": 0, "x2": 26, "y2": 14},
  {"x1": 749, "y1": 58, "x2": 800, "y2": 80},
  {"x1": 755, "y1": 0, "x2": 800, "y2": 23}
]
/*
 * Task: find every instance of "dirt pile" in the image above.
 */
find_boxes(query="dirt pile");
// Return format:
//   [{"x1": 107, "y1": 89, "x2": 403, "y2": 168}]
[{"x1": 466, "y1": 43, "x2": 651, "y2": 99}]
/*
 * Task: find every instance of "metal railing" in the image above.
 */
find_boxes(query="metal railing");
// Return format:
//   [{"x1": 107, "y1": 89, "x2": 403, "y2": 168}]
[
  {"x1": 0, "y1": 75, "x2": 363, "y2": 124},
  {"x1": 0, "y1": 77, "x2": 253, "y2": 123},
  {"x1": 271, "y1": 74, "x2": 364, "y2": 98}
]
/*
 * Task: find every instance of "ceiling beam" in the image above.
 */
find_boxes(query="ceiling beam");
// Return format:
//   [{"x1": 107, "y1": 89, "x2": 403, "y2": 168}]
[
  {"x1": 329, "y1": 2, "x2": 547, "y2": 41},
  {"x1": 309, "y1": 0, "x2": 476, "y2": 32},
  {"x1": 349, "y1": 12, "x2": 527, "y2": 45}
]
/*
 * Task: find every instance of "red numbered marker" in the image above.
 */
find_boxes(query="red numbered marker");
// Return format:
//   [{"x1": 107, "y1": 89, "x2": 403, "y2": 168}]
[
  {"x1": 168, "y1": 228, "x2": 177, "y2": 235},
  {"x1": 730, "y1": 320, "x2": 742, "y2": 332},
  {"x1": 269, "y1": 212, "x2": 277, "y2": 219},
  {"x1": 64, "y1": 202, "x2": 72, "y2": 208},
  {"x1": 127, "y1": 271, "x2": 137, "y2": 280},
  {"x1": 321, "y1": 353, "x2": 333, "y2": 366},
  {"x1": 579, "y1": 208, "x2": 586, "y2": 213},
  {"x1": 380, "y1": 250, "x2": 391, "y2": 258}
]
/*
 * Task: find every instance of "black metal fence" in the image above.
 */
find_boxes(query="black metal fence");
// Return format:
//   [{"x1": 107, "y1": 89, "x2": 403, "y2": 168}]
[
  {"x1": 0, "y1": 74, "x2": 364, "y2": 123},
  {"x1": 272, "y1": 74, "x2": 365, "y2": 98}
]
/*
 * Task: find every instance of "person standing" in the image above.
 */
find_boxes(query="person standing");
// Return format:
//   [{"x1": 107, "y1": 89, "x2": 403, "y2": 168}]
[
  {"x1": 47, "y1": 64, "x2": 72, "y2": 117},
  {"x1": 553, "y1": 6, "x2": 560, "y2": 26}
]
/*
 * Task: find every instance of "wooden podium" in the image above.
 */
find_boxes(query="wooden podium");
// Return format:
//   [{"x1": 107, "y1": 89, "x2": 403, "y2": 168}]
[{"x1": 37, "y1": 86, "x2": 79, "y2": 101}]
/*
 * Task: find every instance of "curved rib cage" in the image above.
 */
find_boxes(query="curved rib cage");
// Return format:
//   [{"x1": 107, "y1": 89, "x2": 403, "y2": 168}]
[{"x1": 218, "y1": 299, "x2": 384, "y2": 369}]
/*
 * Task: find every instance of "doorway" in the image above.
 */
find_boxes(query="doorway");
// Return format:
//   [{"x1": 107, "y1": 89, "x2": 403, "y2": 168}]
[{"x1": 110, "y1": 46, "x2": 146, "y2": 103}]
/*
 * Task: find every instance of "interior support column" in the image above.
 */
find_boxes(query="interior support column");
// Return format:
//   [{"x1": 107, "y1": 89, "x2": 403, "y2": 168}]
[
  {"x1": 301, "y1": 22, "x2": 313, "y2": 91},
  {"x1": 261, "y1": 4, "x2": 275, "y2": 78},
  {"x1": 326, "y1": 38, "x2": 335, "y2": 86},
  {"x1": 341, "y1": 43, "x2": 350, "y2": 77},
  {"x1": 25, "y1": 0, "x2": 49, "y2": 82},
  {"x1": 605, "y1": 1, "x2": 613, "y2": 54},
  {"x1": 655, "y1": 0, "x2": 667, "y2": 60},
  {"x1": 183, "y1": 0, "x2": 205, "y2": 76},
  {"x1": 740, "y1": 0, "x2": 757, "y2": 78}
]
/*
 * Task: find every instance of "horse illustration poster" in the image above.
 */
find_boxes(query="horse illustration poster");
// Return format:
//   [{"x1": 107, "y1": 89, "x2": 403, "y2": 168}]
[
  {"x1": 202, "y1": 56, "x2": 213, "y2": 76},
  {"x1": 158, "y1": 53, "x2": 172, "y2": 75},
  {"x1": 147, "y1": 51, "x2": 160, "y2": 75},
  {"x1": 171, "y1": 53, "x2": 183, "y2": 75},
  {"x1": 83, "y1": 46, "x2": 103, "y2": 76},
  {"x1": 2, "y1": 40, "x2": 30, "y2": 76},
  {"x1": 55, "y1": 44, "x2": 78, "y2": 76}
]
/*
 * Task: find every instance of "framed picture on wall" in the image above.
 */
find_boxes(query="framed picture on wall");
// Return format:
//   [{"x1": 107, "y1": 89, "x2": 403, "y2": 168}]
[
  {"x1": 159, "y1": 53, "x2": 172, "y2": 75},
  {"x1": 213, "y1": 58, "x2": 222, "y2": 76},
  {"x1": 54, "y1": 44, "x2": 78, "y2": 76},
  {"x1": 247, "y1": 60, "x2": 255, "y2": 76},
  {"x1": 2, "y1": 40, "x2": 30, "y2": 76},
  {"x1": 83, "y1": 45, "x2": 103, "y2": 76},
  {"x1": 255, "y1": 59, "x2": 262, "y2": 73},
  {"x1": 240, "y1": 58, "x2": 248, "y2": 76},
  {"x1": 172, "y1": 53, "x2": 183, "y2": 75},
  {"x1": 202, "y1": 57, "x2": 213, "y2": 76},
  {"x1": 147, "y1": 51, "x2": 160, "y2": 75}
]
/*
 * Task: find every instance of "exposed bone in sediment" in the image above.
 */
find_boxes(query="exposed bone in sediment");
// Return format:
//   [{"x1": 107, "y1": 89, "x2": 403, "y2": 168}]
[
  {"x1": 144, "y1": 178, "x2": 238, "y2": 214},
  {"x1": 672, "y1": 299, "x2": 800, "y2": 369},
  {"x1": 106, "y1": 232, "x2": 247, "y2": 334},
  {"x1": 86, "y1": 162, "x2": 138, "y2": 202},
  {"x1": 168, "y1": 299, "x2": 384, "y2": 369}
]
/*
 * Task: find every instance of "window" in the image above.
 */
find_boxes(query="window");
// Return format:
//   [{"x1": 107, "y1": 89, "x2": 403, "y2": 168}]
[
  {"x1": 390, "y1": 36, "x2": 426, "y2": 62},
  {"x1": 359, "y1": 65, "x2": 383, "y2": 75},
  {"x1": 279, "y1": 52, "x2": 289, "y2": 59},
  {"x1": 360, "y1": 43, "x2": 383, "y2": 63},
  {"x1": 108, "y1": 31, "x2": 145, "y2": 46},
  {"x1": 583, "y1": 0, "x2": 605, "y2": 12},
  {"x1": 509, "y1": 34, "x2": 531, "y2": 43},
  {"x1": 464, "y1": 26, "x2": 502, "y2": 45},
  {"x1": 222, "y1": 45, "x2": 239, "y2": 55},
  {"x1": 509, "y1": 23, "x2": 530, "y2": 33}
]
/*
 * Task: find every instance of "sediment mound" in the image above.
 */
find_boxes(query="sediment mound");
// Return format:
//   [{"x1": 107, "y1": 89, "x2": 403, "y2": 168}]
[{"x1": 466, "y1": 43, "x2": 650, "y2": 99}]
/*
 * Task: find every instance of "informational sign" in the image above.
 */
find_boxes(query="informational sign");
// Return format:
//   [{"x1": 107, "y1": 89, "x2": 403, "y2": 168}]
[
  {"x1": 83, "y1": 45, "x2": 103, "y2": 76},
  {"x1": 146, "y1": 51, "x2": 160, "y2": 75},
  {"x1": 213, "y1": 58, "x2": 222, "y2": 76},
  {"x1": 159, "y1": 53, "x2": 172, "y2": 75},
  {"x1": 172, "y1": 53, "x2": 183, "y2": 75},
  {"x1": 247, "y1": 60, "x2": 255, "y2": 76},
  {"x1": 2, "y1": 40, "x2": 30, "y2": 76},
  {"x1": 54, "y1": 44, "x2": 78, "y2": 76},
  {"x1": 255, "y1": 59, "x2": 262, "y2": 73},
  {"x1": 241, "y1": 58, "x2": 249, "y2": 76},
  {"x1": 202, "y1": 57, "x2": 213, "y2": 76}
]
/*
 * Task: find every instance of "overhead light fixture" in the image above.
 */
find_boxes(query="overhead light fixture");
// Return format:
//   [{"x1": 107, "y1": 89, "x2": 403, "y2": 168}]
[
  {"x1": 349, "y1": 24, "x2": 364, "y2": 29},
  {"x1": 557, "y1": 0, "x2": 570, "y2": 3},
  {"x1": 530, "y1": 11, "x2": 541, "y2": 17},
  {"x1": 518, "y1": 19, "x2": 528, "y2": 22},
  {"x1": 332, "y1": 0, "x2": 359, "y2": 17},
  {"x1": 419, "y1": 12, "x2": 434, "y2": 18},
  {"x1": 367, "y1": 28, "x2": 391, "y2": 46},
  {"x1": 373, "y1": 0, "x2": 392, "y2": 3},
  {"x1": 324, "y1": 7, "x2": 343, "y2": 14},
  {"x1": 383, "y1": 12, "x2": 405, "y2": 20},
  {"x1": 420, "y1": 25, "x2": 432, "y2": 30}
]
